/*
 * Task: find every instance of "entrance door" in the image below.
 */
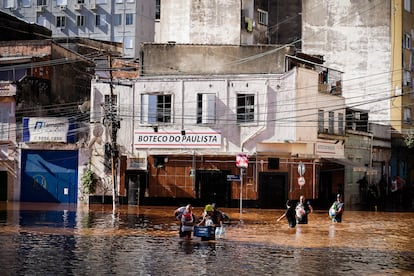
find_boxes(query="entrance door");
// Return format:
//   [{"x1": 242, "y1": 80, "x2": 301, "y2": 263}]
[
  {"x1": 258, "y1": 172, "x2": 288, "y2": 209},
  {"x1": 196, "y1": 170, "x2": 231, "y2": 207},
  {"x1": 0, "y1": 171, "x2": 6, "y2": 201},
  {"x1": 21, "y1": 150, "x2": 78, "y2": 203},
  {"x1": 125, "y1": 172, "x2": 147, "y2": 205},
  {"x1": 318, "y1": 171, "x2": 333, "y2": 208}
]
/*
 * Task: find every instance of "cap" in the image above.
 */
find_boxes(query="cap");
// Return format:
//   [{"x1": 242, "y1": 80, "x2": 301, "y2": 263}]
[{"x1": 205, "y1": 204, "x2": 213, "y2": 212}]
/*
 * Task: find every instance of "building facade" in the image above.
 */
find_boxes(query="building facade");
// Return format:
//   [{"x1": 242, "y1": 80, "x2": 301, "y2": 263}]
[
  {"x1": 302, "y1": 0, "x2": 412, "y2": 199},
  {"x1": 87, "y1": 46, "x2": 349, "y2": 208},
  {"x1": 1, "y1": 0, "x2": 155, "y2": 58}
]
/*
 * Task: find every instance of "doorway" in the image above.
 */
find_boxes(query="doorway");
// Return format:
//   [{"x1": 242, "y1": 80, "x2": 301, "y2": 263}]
[
  {"x1": 196, "y1": 170, "x2": 231, "y2": 207},
  {"x1": 258, "y1": 172, "x2": 288, "y2": 209},
  {"x1": 0, "y1": 171, "x2": 6, "y2": 201}
]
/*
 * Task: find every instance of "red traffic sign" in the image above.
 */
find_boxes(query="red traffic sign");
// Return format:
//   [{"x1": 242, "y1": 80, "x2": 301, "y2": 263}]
[
  {"x1": 298, "y1": 176, "x2": 305, "y2": 187},
  {"x1": 236, "y1": 154, "x2": 248, "y2": 168}
]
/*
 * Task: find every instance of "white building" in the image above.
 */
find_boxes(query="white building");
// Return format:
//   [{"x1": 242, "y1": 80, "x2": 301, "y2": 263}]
[
  {"x1": 0, "y1": 0, "x2": 155, "y2": 58},
  {"x1": 87, "y1": 61, "x2": 348, "y2": 208}
]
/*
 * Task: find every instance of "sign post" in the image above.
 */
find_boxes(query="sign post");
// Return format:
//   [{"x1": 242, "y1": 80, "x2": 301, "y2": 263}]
[
  {"x1": 236, "y1": 154, "x2": 248, "y2": 219},
  {"x1": 297, "y1": 162, "x2": 306, "y2": 190}
]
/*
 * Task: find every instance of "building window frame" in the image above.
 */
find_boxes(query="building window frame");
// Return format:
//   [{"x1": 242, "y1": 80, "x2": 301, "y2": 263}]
[
  {"x1": 258, "y1": 9, "x2": 268, "y2": 26},
  {"x1": 404, "y1": 0, "x2": 411, "y2": 12},
  {"x1": 328, "y1": 111, "x2": 334, "y2": 134},
  {"x1": 114, "y1": 14, "x2": 122, "y2": 26},
  {"x1": 156, "y1": 0, "x2": 160, "y2": 20},
  {"x1": 141, "y1": 94, "x2": 172, "y2": 124},
  {"x1": 404, "y1": 33, "x2": 412, "y2": 49},
  {"x1": 404, "y1": 107, "x2": 412, "y2": 124},
  {"x1": 76, "y1": 15, "x2": 85, "y2": 26},
  {"x1": 338, "y1": 112, "x2": 344, "y2": 135},
  {"x1": 125, "y1": 13, "x2": 133, "y2": 25},
  {"x1": 37, "y1": 0, "x2": 47, "y2": 6},
  {"x1": 318, "y1": 110, "x2": 324, "y2": 133},
  {"x1": 56, "y1": 16, "x2": 66, "y2": 28},
  {"x1": 237, "y1": 93, "x2": 255, "y2": 123},
  {"x1": 197, "y1": 93, "x2": 216, "y2": 124}
]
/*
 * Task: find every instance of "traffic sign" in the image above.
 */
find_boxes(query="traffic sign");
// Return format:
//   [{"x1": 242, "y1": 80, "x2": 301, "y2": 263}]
[
  {"x1": 236, "y1": 154, "x2": 248, "y2": 168},
  {"x1": 298, "y1": 162, "x2": 305, "y2": 176},
  {"x1": 298, "y1": 176, "x2": 305, "y2": 187},
  {"x1": 227, "y1": 175, "x2": 241, "y2": 181}
]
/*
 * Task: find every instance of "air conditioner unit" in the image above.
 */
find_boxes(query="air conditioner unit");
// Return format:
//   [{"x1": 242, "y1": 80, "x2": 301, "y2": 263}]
[
  {"x1": 90, "y1": 4, "x2": 97, "y2": 10},
  {"x1": 60, "y1": 5, "x2": 67, "y2": 11},
  {"x1": 36, "y1": 5, "x2": 44, "y2": 12},
  {"x1": 74, "y1": 4, "x2": 82, "y2": 10}
]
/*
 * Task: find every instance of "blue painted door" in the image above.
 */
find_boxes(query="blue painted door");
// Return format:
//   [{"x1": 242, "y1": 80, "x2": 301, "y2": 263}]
[{"x1": 21, "y1": 150, "x2": 78, "y2": 203}]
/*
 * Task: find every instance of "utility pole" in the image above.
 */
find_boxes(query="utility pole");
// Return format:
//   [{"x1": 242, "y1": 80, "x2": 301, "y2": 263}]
[{"x1": 107, "y1": 53, "x2": 120, "y2": 213}]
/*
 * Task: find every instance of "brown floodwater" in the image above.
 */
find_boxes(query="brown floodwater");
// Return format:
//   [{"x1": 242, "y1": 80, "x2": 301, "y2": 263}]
[{"x1": 0, "y1": 202, "x2": 413, "y2": 275}]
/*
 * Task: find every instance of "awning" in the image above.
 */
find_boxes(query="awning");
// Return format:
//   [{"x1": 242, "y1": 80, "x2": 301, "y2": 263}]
[{"x1": 322, "y1": 158, "x2": 376, "y2": 173}]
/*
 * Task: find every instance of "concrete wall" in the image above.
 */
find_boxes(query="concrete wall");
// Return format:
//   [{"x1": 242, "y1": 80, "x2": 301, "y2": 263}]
[
  {"x1": 157, "y1": 0, "x2": 241, "y2": 45},
  {"x1": 302, "y1": 0, "x2": 392, "y2": 125},
  {"x1": 140, "y1": 43, "x2": 294, "y2": 75}
]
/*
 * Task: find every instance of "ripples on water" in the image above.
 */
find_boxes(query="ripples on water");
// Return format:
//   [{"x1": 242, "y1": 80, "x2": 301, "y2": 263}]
[{"x1": 0, "y1": 203, "x2": 413, "y2": 275}]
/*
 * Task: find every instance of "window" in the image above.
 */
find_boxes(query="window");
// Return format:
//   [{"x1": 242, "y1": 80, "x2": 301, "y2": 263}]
[
  {"x1": 22, "y1": 0, "x2": 31, "y2": 7},
  {"x1": 126, "y1": 13, "x2": 133, "y2": 25},
  {"x1": 116, "y1": 0, "x2": 123, "y2": 3},
  {"x1": 57, "y1": 0, "x2": 67, "y2": 5},
  {"x1": 76, "y1": 15, "x2": 85, "y2": 26},
  {"x1": 346, "y1": 108, "x2": 368, "y2": 132},
  {"x1": 197, "y1": 93, "x2": 216, "y2": 124},
  {"x1": 404, "y1": 107, "x2": 412, "y2": 124},
  {"x1": 329, "y1": 111, "x2": 334, "y2": 134},
  {"x1": 0, "y1": 106, "x2": 10, "y2": 141},
  {"x1": 114, "y1": 14, "x2": 122, "y2": 26},
  {"x1": 338, "y1": 113, "x2": 344, "y2": 135},
  {"x1": 156, "y1": 0, "x2": 160, "y2": 20},
  {"x1": 37, "y1": 0, "x2": 46, "y2": 6},
  {"x1": 404, "y1": 0, "x2": 411, "y2": 12},
  {"x1": 77, "y1": 0, "x2": 85, "y2": 3},
  {"x1": 404, "y1": 33, "x2": 411, "y2": 49},
  {"x1": 96, "y1": 0, "x2": 106, "y2": 4},
  {"x1": 37, "y1": 15, "x2": 47, "y2": 27},
  {"x1": 124, "y1": 37, "x2": 134, "y2": 49},
  {"x1": 141, "y1": 94, "x2": 172, "y2": 124},
  {"x1": 56, "y1": 16, "x2": 66, "y2": 28},
  {"x1": 237, "y1": 94, "x2": 254, "y2": 123},
  {"x1": 96, "y1": 14, "x2": 106, "y2": 26},
  {"x1": 318, "y1": 110, "x2": 324, "y2": 133},
  {"x1": 258, "y1": 9, "x2": 268, "y2": 26},
  {"x1": 4, "y1": 0, "x2": 16, "y2": 8},
  {"x1": 403, "y1": 70, "x2": 412, "y2": 87}
]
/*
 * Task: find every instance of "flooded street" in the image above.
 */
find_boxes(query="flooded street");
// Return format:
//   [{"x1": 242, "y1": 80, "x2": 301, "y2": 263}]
[{"x1": 0, "y1": 202, "x2": 413, "y2": 275}]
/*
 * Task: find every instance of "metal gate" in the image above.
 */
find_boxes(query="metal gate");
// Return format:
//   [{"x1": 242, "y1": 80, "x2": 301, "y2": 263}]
[{"x1": 20, "y1": 150, "x2": 78, "y2": 203}]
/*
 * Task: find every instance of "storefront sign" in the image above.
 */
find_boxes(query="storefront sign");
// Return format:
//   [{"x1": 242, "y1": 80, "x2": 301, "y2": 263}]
[
  {"x1": 134, "y1": 130, "x2": 221, "y2": 148},
  {"x1": 315, "y1": 142, "x2": 336, "y2": 155},
  {"x1": 22, "y1": 117, "x2": 74, "y2": 143}
]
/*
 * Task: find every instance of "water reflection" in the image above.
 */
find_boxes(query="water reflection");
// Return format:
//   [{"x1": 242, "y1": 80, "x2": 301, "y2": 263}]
[{"x1": 0, "y1": 202, "x2": 413, "y2": 275}]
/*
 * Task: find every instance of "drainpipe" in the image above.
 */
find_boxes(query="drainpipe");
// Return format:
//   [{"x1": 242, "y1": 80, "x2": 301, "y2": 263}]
[
  {"x1": 131, "y1": 83, "x2": 135, "y2": 155},
  {"x1": 241, "y1": 80, "x2": 269, "y2": 151}
]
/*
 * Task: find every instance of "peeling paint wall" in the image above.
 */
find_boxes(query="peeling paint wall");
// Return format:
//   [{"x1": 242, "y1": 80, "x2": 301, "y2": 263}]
[
  {"x1": 302, "y1": 0, "x2": 392, "y2": 124},
  {"x1": 158, "y1": 0, "x2": 241, "y2": 44}
]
